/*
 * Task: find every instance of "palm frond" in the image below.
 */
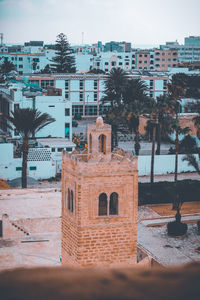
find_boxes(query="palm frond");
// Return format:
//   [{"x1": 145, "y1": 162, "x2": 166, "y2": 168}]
[
  {"x1": 5, "y1": 108, "x2": 55, "y2": 138},
  {"x1": 182, "y1": 154, "x2": 200, "y2": 175}
]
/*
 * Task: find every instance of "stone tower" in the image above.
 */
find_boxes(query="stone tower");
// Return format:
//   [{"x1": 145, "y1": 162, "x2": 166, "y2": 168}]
[{"x1": 61, "y1": 117, "x2": 138, "y2": 267}]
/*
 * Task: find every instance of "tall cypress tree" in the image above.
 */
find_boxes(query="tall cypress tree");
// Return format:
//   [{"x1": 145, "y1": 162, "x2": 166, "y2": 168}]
[{"x1": 51, "y1": 33, "x2": 76, "y2": 73}]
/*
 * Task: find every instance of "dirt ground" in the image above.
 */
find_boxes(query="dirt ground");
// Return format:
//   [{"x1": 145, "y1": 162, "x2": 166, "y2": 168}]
[
  {"x1": 0, "y1": 179, "x2": 10, "y2": 189},
  {"x1": 149, "y1": 201, "x2": 200, "y2": 217}
]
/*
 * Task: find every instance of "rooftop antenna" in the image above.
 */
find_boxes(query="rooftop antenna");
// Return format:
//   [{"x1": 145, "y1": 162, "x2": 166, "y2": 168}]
[
  {"x1": 0, "y1": 33, "x2": 3, "y2": 46},
  {"x1": 82, "y1": 32, "x2": 84, "y2": 45}
]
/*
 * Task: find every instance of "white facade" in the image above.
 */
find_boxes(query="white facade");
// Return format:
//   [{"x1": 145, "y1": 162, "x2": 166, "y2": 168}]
[
  {"x1": 0, "y1": 48, "x2": 92, "y2": 74},
  {"x1": 0, "y1": 138, "x2": 76, "y2": 180},
  {"x1": 138, "y1": 154, "x2": 198, "y2": 176},
  {"x1": 0, "y1": 52, "x2": 53, "y2": 74},
  {"x1": 0, "y1": 80, "x2": 72, "y2": 139},
  {"x1": 11, "y1": 90, "x2": 72, "y2": 139},
  {"x1": 91, "y1": 52, "x2": 133, "y2": 72},
  {"x1": 28, "y1": 73, "x2": 169, "y2": 118},
  {"x1": 0, "y1": 143, "x2": 56, "y2": 180}
]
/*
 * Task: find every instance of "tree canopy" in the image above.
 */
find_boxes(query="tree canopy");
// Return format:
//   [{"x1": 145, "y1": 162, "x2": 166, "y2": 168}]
[
  {"x1": 0, "y1": 60, "x2": 16, "y2": 75},
  {"x1": 7, "y1": 108, "x2": 55, "y2": 138},
  {"x1": 51, "y1": 33, "x2": 76, "y2": 73}
]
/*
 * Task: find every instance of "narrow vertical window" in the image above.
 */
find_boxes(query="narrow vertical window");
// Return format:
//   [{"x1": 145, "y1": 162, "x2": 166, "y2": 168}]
[
  {"x1": 109, "y1": 192, "x2": 118, "y2": 215},
  {"x1": 98, "y1": 134, "x2": 106, "y2": 154},
  {"x1": 99, "y1": 193, "x2": 107, "y2": 216},
  {"x1": 68, "y1": 188, "x2": 70, "y2": 211},
  {"x1": 71, "y1": 190, "x2": 74, "y2": 213},
  {"x1": 89, "y1": 133, "x2": 92, "y2": 153}
]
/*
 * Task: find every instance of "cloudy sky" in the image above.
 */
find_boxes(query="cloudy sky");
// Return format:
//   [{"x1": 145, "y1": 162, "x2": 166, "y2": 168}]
[{"x1": 0, "y1": 0, "x2": 200, "y2": 47}]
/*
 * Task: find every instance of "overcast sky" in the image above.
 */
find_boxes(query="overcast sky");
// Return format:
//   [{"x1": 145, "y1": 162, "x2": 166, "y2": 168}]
[{"x1": 0, "y1": 0, "x2": 200, "y2": 47}]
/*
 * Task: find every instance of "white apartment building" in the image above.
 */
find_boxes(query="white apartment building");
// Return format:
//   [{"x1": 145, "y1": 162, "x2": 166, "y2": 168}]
[
  {"x1": 27, "y1": 73, "x2": 169, "y2": 118},
  {"x1": 0, "y1": 82, "x2": 72, "y2": 140},
  {"x1": 91, "y1": 52, "x2": 133, "y2": 72}
]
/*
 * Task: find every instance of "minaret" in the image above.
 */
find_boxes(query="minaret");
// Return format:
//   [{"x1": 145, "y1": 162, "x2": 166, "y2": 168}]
[{"x1": 61, "y1": 117, "x2": 138, "y2": 266}]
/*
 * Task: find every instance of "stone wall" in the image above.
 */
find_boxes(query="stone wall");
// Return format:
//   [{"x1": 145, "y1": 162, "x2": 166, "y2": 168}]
[
  {"x1": 139, "y1": 114, "x2": 198, "y2": 136},
  {"x1": 2, "y1": 214, "x2": 61, "y2": 239}
]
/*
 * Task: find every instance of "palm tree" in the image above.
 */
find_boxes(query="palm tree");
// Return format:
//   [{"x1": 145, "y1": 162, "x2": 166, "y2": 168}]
[
  {"x1": 104, "y1": 104, "x2": 125, "y2": 149},
  {"x1": 102, "y1": 68, "x2": 128, "y2": 108},
  {"x1": 183, "y1": 153, "x2": 200, "y2": 175},
  {"x1": 168, "y1": 73, "x2": 189, "y2": 183},
  {"x1": 155, "y1": 95, "x2": 173, "y2": 155},
  {"x1": 167, "y1": 73, "x2": 191, "y2": 235},
  {"x1": 191, "y1": 101, "x2": 200, "y2": 138},
  {"x1": 145, "y1": 98, "x2": 161, "y2": 184},
  {"x1": 101, "y1": 68, "x2": 128, "y2": 148},
  {"x1": 123, "y1": 79, "x2": 148, "y2": 155},
  {"x1": 182, "y1": 102, "x2": 200, "y2": 176},
  {"x1": 170, "y1": 120, "x2": 191, "y2": 183},
  {"x1": 168, "y1": 73, "x2": 188, "y2": 101},
  {"x1": 6, "y1": 108, "x2": 55, "y2": 188},
  {"x1": 185, "y1": 75, "x2": 200, "y2": 99}
]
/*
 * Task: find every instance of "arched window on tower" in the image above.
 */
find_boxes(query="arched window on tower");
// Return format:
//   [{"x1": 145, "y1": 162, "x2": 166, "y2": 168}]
[
  {"x1": 109, "y1": 192, "x2": 118, "y2": 215},
  {"x1": 98, "y1": 193, "x2": 107, "y2": 215},
  {"x1": 89, "y1": 133, "x2": 92, "y2": 154},
  {"x1": 71, "y1": 190, "x2": 74, "y2": 213},
  {"x1": 68, "y1": 188, "x2": 70, "y2": 211},
  {"x1": 98, "y1": 134, "x2": 106, "y2": 154}
]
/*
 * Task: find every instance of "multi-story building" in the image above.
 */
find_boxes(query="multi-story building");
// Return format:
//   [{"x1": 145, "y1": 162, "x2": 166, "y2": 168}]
[
  {"x1": 153, "y1": 49, "x2": 178, "y2": 71},
  {"x1": 0, "y1": 87, "x2": 11, "y2": 135},
  {"x1": 91, "y1": 52, "x2": 132, "y2": 72},
  {"x1": 26, "y1": 73, "x2": 169, "y2": 118},
  {"x1": 104, "y1": 41, "x2": 131, "y2": 52},
  {"x1": 0, "y1": 47, "x2": 92, "y2": 74},
  {"x1": 161, "y1": 37, "x2": 200, "y2": 64},
  {"x1": 91, "y1": 48, "x2": 177, "y2": 72},
  {"x1": 134, "y1": 50, "x2": 154, "y2": 71},
  {"x1": 0, "y1": 50, "x2": 54, "y2": 74},
  {"x1": 178, "y1": 46, "x2": 200, "y2": 63},
  {"x1": 0, "y1": 81, "x2": 72, "y2": 139},
  {"x1": 185, "y1": 36, "x2": 200, "y2": 47},
  {"x1": 28, "y1": 74, "x2": 106, "y2": 118}
]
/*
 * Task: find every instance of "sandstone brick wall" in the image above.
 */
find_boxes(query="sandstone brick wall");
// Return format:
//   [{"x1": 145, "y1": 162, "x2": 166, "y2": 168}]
[
  {"x1": 62, "y1": 216, "x2": 137, "y2": 267},
  {"x1": 62, "y1": 118, "x2": 138, "y2": 267},
  {"x1": 87, "y1": 121, "x2": 111, "y2": 155},
  {"x1": 62, "y1": 154, "x2": 138, "y2": 267},
  {"x1": 179, "y1": 115, "x2": 198, "y2": 136},
  {"x1": 62, "y1": 216, "x2": 80, "y2": 266},
  {"x1": 77, "y1": 224, "x2": 137, "y2": 266}
]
